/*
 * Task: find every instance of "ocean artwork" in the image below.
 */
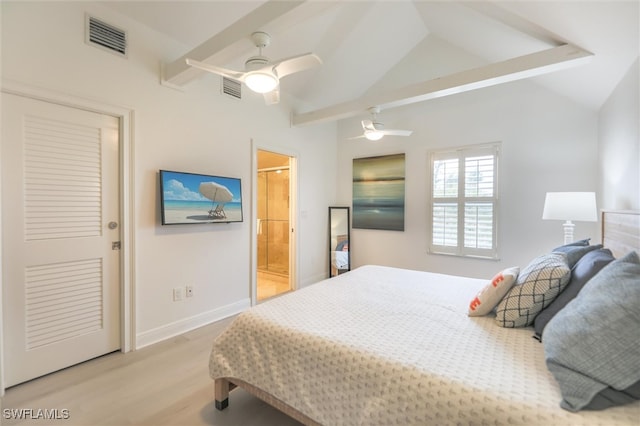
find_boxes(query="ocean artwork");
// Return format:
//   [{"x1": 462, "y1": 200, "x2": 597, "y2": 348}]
[
  {"x1": 160, "y1": 170, "x2": 243, "y2": 224},
  {"x1": 352, "y1": 153, "x2": 405, "y2": 231}
]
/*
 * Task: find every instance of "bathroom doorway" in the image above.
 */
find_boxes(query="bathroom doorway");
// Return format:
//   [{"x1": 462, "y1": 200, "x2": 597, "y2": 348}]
[{"x1": 257, "y1": 150, "x2": 293, "y2": 300}]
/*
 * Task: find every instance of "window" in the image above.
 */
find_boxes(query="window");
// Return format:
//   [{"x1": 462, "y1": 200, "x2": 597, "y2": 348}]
[{"x1": 429, "y1": 143, "x2": 499, "y2": 259}]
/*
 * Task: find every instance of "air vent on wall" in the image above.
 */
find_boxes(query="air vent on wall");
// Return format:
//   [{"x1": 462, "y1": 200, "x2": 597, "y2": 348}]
[
  {"x1": 86, "y1": 15, "x2": 127, "y2": 57},
  {"x1": 222, "y1": 77, "x2": 242, "y2": 100}
]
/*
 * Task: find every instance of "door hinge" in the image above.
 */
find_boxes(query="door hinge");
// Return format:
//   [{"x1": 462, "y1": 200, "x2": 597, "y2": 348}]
[{"x1": 112, "y1": 241, "x2": 121, "y2": 250}]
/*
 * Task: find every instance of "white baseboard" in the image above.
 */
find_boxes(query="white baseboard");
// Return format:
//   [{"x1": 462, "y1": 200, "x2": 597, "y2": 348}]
[{"x1": 135, "y1": 299, "x2": 250, "y2": 349}]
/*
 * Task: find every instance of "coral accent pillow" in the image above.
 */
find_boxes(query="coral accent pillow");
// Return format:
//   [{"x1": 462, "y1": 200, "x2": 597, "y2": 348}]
[{"x1": 468, "y1": 267, "x2": 519, "y2": 316}]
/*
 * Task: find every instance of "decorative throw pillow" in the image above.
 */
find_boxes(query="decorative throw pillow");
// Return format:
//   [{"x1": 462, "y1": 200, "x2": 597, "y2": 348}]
[
  {"x1": 544, "y1": 251, "x2": 640, "y2": 412},
  {"x1": 534, "y1": 248, "x2": 614, "y2": 340},
  {"x1": 552, "y1": 238, "x2": 590, "y2": 250},
  {"x1": 495, "y1": 253, "x2": 570, "y2": 328},
  {"x1": 468, "y1": 267, "x2": 519, "y2": 317},
  {"x1": 553, "y1": 243, "x2": 602, "y2": 268}
]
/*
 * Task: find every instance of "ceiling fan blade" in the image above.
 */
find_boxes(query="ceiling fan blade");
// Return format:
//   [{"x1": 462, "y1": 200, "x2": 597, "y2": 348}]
[
  {"x1": 347, "y1": 134, "x2": 367, "y2": 140},
  {"x1": 382, "y1": 129, "x2": 413, "y2": 136},
  {"x1": 273, "y1": 53, "x2": 322, "y2": 79},
  {"x1": 361, "y1": 120, "x2": 376, "y2": 131},
  {"x1": 185, "y1": 58, "x2": 246, "y2": 81},
  {"x1": 263, "y1": 88, "x2": 280, "y2": 106}
]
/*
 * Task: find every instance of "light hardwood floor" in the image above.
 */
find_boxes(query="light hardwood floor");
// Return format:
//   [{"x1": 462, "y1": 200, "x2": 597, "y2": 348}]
[
  {"x1": 257, "y1": 271, "x2": 290, "y2": 301},
  {"x1": 1, "y1": 318, "x2": 302, "y2": 426}
]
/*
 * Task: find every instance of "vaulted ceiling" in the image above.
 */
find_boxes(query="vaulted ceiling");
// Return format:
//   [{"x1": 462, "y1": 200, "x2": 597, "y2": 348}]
[{"x1": 102, "y1": 1, "x2": 639, "y2": 125}]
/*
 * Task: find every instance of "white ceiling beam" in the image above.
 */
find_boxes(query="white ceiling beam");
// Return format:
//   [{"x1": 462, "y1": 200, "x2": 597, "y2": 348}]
[
  {"x1": 162, "y1": 0, "x2": 305, "y2": 86},
  {"x1": 460, "y1": 1, "x2": 569, "y2": 46},
  {"x1": 291, "y1": 43, "x2": 593, "y2": 127}
]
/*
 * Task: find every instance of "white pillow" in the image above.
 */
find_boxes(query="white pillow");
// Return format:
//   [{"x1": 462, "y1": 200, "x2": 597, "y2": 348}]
[{"x1": 468, "y1": 267, "x2": 519, "y2": 316}]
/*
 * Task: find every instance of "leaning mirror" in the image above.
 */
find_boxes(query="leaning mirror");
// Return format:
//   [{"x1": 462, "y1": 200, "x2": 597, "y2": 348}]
[{"x1": 329, "y1": 206, "x2": 350, "y2": 277}]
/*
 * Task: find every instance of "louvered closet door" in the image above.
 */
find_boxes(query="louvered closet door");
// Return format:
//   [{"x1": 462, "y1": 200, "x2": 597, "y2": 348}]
[{"x1": 2, "y1": 93, "x2": 120, "y2": 387}]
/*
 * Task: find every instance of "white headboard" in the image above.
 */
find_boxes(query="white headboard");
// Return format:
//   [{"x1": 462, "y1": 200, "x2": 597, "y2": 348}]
[{"x1": 601, "y1": 210, "x2": 640, "y2": 258}]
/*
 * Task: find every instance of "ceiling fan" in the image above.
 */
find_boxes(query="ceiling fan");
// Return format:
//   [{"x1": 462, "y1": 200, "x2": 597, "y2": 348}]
[
  {"x1": 186, "y1": 31, "x2": 321, "y2": 105},
  {"x1": 348, "y1": 107, "x2": 413, "y2": 141}
]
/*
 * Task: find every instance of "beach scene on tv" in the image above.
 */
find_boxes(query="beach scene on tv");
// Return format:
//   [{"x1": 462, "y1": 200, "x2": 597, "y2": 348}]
[{"x1": 161, "y1": 171, "x2": 243, "y2": 224}]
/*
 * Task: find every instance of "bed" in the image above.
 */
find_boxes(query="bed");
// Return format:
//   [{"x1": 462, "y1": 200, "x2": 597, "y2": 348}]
[{"x1": 210, "y1": 210, "x2": 640, "y2": 425}]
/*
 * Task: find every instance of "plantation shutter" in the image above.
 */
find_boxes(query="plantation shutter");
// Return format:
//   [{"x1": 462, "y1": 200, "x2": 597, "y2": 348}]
[{"x1": 429, "y1": 144, "x2": 499, "y2": 259}]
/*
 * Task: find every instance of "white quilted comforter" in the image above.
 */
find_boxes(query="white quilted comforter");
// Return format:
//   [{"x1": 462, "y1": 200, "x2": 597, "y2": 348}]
[{"x1": 209, "y1": 265, "x2": 640, "y2": 425}]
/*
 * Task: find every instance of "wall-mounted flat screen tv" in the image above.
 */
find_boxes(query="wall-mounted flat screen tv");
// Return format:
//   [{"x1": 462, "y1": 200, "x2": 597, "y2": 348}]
[{"x1": 160, "y1": 169, "x2": 243, "y2": 225}]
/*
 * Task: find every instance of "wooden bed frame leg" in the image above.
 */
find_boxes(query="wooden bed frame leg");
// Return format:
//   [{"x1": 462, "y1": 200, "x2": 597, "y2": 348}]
[
  {"x1": 215, "y1": 399, "x2": 228, "y2": 410},
  {"x1": 214, "y1": 378, "x2": 230, "y2": 410}
]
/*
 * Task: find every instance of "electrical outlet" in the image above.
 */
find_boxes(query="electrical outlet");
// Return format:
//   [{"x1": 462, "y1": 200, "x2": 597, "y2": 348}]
[
  {"x1": 173, "y1": 287, "x2": 184, "y2": 301},
  {"x1": 186, "y1": 285, "x2": 193, "y2": 298}
]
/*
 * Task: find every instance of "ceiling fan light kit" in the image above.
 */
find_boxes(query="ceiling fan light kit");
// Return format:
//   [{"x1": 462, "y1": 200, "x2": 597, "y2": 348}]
[
  {"x1": 364, "y1": 131, "x2": 384, "y2": 141},
  {"x1": 244, "y1": 71, "x2": 278, "y2": 93}
]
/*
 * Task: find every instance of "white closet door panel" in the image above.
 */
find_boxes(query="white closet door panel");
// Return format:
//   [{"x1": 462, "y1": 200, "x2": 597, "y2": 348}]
[{"x1": 2, "y1": 93, "x2": 121, "y2": 387}]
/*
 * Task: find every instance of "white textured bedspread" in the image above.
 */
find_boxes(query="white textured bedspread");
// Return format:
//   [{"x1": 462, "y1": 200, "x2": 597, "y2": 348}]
[{"x1": 209, "y1": 265, "x2": 640, "y2": 425}]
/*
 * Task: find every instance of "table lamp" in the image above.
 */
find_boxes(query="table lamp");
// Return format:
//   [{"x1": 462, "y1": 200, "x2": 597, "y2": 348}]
[{"x1": 542, "y1": 192, "x2": 597, "y2": 244}]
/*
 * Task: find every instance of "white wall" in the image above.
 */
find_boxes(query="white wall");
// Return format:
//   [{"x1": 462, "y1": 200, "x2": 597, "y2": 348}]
[
  {"x1": 1, "y1": 2, "x2": 336, "y2": 347},
  {"x1": 2, "y1": 1, "x2": 633, "y2": 356},
  {"x1": 599, "y1": 57, "x2": 640, "y2": 210},
  {"x1": 336, "y1": 79, "x2": 600, "y2": 279}
]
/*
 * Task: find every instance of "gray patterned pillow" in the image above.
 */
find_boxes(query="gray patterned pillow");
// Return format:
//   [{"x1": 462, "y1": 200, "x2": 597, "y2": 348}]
[{"x1": 495, "y1": 253, "x2": 570, "y2": 327}]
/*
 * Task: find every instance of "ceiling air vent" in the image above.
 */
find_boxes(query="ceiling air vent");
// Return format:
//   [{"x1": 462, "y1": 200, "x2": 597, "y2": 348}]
[
  {"x1": 86, "y1": 15, "x2": 127, "y2": 57},
  {"x1": 222, "y1": 77, "x2": 242, "y2": 100}
]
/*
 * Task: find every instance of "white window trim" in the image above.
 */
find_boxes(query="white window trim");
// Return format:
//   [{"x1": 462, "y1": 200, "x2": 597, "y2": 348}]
[{"x1": 428, "y1": 142, "x2": 500, "y2": 260}]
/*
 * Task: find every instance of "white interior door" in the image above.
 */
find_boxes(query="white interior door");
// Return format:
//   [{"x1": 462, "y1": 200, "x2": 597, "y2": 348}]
[{"x1": 2, "y1": 93, "x2": 121, "y2": 387}]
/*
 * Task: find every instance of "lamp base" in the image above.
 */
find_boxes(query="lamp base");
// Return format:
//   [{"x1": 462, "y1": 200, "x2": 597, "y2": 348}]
[{"x1": 562, "y1": 220, "x2": 575, "y2": 245}]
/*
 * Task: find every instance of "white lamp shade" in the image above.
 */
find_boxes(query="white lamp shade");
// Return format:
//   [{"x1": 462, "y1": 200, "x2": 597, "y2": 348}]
[{"x1": 542, "y1": 192, "x2": 597, "y2": 222}]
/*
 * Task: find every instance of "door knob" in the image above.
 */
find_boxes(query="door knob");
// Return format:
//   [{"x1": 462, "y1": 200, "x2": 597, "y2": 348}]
[{"x1": 108, "y1": 221, "x2": 118, "y2": 230}]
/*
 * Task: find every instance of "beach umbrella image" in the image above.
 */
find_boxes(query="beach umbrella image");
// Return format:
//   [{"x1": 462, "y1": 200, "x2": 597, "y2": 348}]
[{"x1": 199, "y1": 181, "x2": 233, "y2": 219}]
